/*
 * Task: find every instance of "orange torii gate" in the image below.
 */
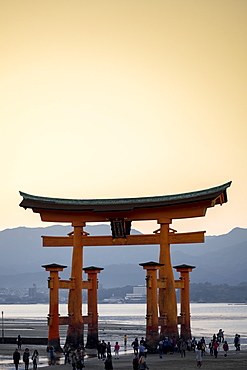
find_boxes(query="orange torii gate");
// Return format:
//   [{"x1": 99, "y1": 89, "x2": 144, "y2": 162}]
[{"x1": 19, "y1": 181, "x2": 231, "y2": 350}]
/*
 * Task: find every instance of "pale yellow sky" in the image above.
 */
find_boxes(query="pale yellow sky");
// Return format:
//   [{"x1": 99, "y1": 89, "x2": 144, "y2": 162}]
[{"x1": 0, "y1": 0, "x2": 246, "y2": 236}]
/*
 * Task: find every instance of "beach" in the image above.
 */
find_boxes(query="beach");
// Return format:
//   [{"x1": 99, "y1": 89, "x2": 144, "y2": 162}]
[
  {"x1": 1, "y1": 343, "x2": 247, "y2": 370},
  {"x1": 0, "y1": 320, "x2": 247, "y2": 369}
]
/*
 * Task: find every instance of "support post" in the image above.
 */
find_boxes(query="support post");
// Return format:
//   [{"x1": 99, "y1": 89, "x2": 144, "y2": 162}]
[
  {"x1": 42, "y1": 263, "x2": 67, "y2": 351},
  {"x1": 67, "y1": 223, "x2": 85, "y2": 348},
  {"x1": 84, "y1": 266, "x2": 104, "y2": 349},
  {"x1": 174, "y1": 264, "x2": 195, "y2": 340},
  {"x1": 158, "y1": 219, "x2": 178, "y2": 338},
  {"x1": 140, "y1": 261, "x2": 163, "y2": 353}
]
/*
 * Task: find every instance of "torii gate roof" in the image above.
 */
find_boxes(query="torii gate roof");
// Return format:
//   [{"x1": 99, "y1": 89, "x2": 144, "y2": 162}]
[{"x1": 19, "y1": 181, "x2": 231, "y2": 222}]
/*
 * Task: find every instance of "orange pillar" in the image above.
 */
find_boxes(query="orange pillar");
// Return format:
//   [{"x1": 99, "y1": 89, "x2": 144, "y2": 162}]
[
  {"x1": 42, "y1": 263, "x2": 67, "y2": 351},
  {"x1": 67, "y1": 222, "x2": 84, "y2": 348},
  {"x1": 158, "y1": 219, "x2": 178, "y2": 338},
  {"x1": 140, "y1": 261, "x2": 163, "y2": 353},
  {"x1": 84, "y1": 266, "x2": 104, "y2": 349},
  {"x1": 174, "y1": 264, "x2": 195, "y2": 340}
]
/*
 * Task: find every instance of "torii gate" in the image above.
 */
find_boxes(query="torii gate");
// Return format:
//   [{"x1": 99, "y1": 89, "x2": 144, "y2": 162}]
[{"x1": 19, "y1": 181, "x2": 231, "y2": 349}]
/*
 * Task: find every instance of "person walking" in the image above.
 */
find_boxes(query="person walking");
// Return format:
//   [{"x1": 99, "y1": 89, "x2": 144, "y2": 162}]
[
  {"x1": 71, "y1": 351, "x2": 77, "y2": 370},
  {"x1": 138, "y1": 343, "x2": 146, "y2": 359},
  {"x1": 138, "y1": 357, "x2": 149, "y2": 370},
  {"x1": 17, "y1": 335, "x2": 22, "y2": 350},
  {"x1": 158, "y1": 340, "x2": 163, "y2": 359},
  {"x1": 196, "y1": 342, "x2": 202, "y2": 368},
  {"x1": 123, "y1": 335, "x2": 127, "y2": 347},
  {"x1": 49, "y1": 346, "x2": 56, "y2": 365},
  {"x1": 132, "y1": 338, "x2": 139, "y2": 355},
  {"x1": 23, "y1": 348, "x2": 30, "y2": 370},
  {"x1": 13, "y1": 348, "x2": 20, "y2": 370},
  {"x1": 106, "y1": 342, "x2": 111, "y2": 357},
  {"x1": 234, "y1": 334, "x2": 240, "y2": 351},
  {"x1": 180, "y1": 339, "x2": 187, "y2": 357},
  {"x1": 32, "y1": 350, "x2": 39, "y2": 370},
  {"x1": 223, "y1": 340, "x2": 229, "y2": 357},
  {"x1": 104, "y1": 355, "x2": 113, "y2": 370},
  {"x1": 63, "y1": 344, "x2": 71, "y2": 364},
  {"x1": 114, "y1": 342, "x2": 120, "y2": 359},
  {"x1": 213, "y1": 341, "x2": 219, "y2": 358},
  {"x1": 132, "y1": 355, "x2": 139, "y2": 370}
]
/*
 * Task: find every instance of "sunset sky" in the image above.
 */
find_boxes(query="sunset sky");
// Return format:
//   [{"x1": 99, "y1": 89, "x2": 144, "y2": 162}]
[{"x1": 0, "y1": 0, "x2": 246, "y2": 236}]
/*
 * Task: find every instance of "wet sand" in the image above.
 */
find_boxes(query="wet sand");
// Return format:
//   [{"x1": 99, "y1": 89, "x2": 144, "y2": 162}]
[
  {"x1": 0, "y1": 321, "x2": 247, "y2": 369},
  {"x1": 1, "y1": 344, "x2": 247, "y2": 370}
]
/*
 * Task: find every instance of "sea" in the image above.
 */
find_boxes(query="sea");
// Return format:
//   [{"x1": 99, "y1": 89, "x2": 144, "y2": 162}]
[{"x1": 0, "y1": 303, "x2": 246, "y2": 368}]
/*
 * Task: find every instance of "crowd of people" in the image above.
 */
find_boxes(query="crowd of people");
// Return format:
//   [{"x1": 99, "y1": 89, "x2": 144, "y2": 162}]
[
  {"x1": 13, "y1": 347, "x2": 40, "y2": 370},
  {"x1": 12, "y1": 329, "x2": 242, "y2": 369}
]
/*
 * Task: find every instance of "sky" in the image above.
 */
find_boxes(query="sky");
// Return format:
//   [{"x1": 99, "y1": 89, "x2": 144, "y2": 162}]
[{"x1": 0, "y1": 0, "x2": 246, "y2": 236}]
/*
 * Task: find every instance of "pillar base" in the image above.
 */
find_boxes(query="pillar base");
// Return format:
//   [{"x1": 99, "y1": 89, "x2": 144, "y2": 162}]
[
  {"x1": 160, "y1": 325, "x2": 178, "y2": 339},
  {"x1": 180, "y1": 325, "x2": 192, "y2": 340},
  {"x1": 47, "y1": 337, "x2": 62, "y2": 353},
  {"x1": 66, "y1": 324, "x2": 84, "y2": 349},
  {"x1": 146, "y1": 328, "x2": 160, "y2": 353},
  {"x1": 86, "y1": 329, "x2": 99, "y2": 349}
]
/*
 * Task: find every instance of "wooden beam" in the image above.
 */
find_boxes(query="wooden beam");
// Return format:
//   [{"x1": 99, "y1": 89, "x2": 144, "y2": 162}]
[
  {"x1": 174, "y1": 280, "x2": 184, "y2": 289},
  {"x1": 37, "y1": 201, "x2": 210, "y2": 223},
  {"x1": 42, "y1": 231, "x2": 205, "y2": 248},
  {"x1": 169, "y1": 231, "x2": 205, "y2": 244},
  {"x1": 59, "y1": 280, "x2": 75, "y2": 289}
]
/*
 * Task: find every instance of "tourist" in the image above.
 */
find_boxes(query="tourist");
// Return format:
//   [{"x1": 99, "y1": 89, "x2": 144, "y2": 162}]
[
  {"x1": 63, "y1": 344, "x2": 71, "y2": 364},
  {"x1": 132, "y1": 338, "x2": 139, "y2": 355},
  {"x1": 223, "y1": 340, "x2": 229, "y2": 357},
  {"x1": 123, "y1": 334, "x2": 127, "y2": 347},
  {"x1": 97, "y1": 341, "x2": 103, "y2": 360},
  {"x1": 180, "y1": 339, "x2": 187, "y2": 357},
  {"x1": 132, "y1": 354, "x2": 139, "y2": 370},
  {"x1": 23, "y1": 348, "x2": 30, "y2": 370},
  {"x1": 31, "y1": 349, "x2": 39, "y2": 370},
  {"x1": 138, "y1": 357, "x2": 149, "y2": 370},
  {"x1": 49, "y1": 346, "x2": 56, "y2": 365},
  {"x1": 71, "y1": 351, "x2": 77, "y2": 370},
  {"x1": 138, "y1": 342, "x2": 146, "y2": 358},
  {"x1": 217, "y1": 329, "x2": 224, "y2": 342},
  {"x1": 172, "y1": 335, "x2": 178, "y2": 352},
  {"x1": 101, "y1": 340, "x2": 107, "y2": 359},
  {"x1": 104, "y1": 354, "x2": 113, "y2": 370},
  {"x1": 106, "y1": 342, "x2": 111, "y2": 357},
  {"x1": 140, "y1": 337, "x2": 147, "y2": 358},
  {"x1": 13, "y1": 348, "x2": 20, "y2": 370},
  {"x1": 209, "y1": 340, "x2": 214, "y2": 355},
  {"x1": 114, "y1": 342, "x2": 120, "y2": 359},
  {"x1": 213, "y1": 341, "x2": 219, "y2": 358},
  {"x1": 17, "y1": 335, "x2": 22, "y2": 350},
  {"x1": 201, "y1": 337, "x2": 206, "y2": 355},
  {"x1": 163, "y1": 337, "x2": 170, "y2": 354},
  {"x1": 196, "y1": 342, "x2": 202, "y2": 368},
  {"x1": 191, "y1": 337, "x2": 197, "y2": 352},
  {"x1": 234, "y1": 333, "x2": 240, "y2": 351},
  {"x1": 157, "y1": 340, "x2": 163, "y2": 358},
  {"x1": 75, "y1": 354, "x2": 85, "y2": 369}
]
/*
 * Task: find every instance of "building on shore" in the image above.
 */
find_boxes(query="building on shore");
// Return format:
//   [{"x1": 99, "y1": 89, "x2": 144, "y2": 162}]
[{"x1": 125, "y1": 285, "x2": 146, "y2": 303}]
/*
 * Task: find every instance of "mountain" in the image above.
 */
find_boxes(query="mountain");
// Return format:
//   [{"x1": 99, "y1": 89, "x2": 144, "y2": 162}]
[{"x1": 0, "y1": 225, "x2": 246, "y2": 288}]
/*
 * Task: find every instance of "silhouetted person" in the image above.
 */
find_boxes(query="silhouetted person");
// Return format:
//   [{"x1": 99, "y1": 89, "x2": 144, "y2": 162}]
[
  {"x1": 23, "y1": 348, "x2": 30, "y2": 370},
  {"x1": 104, "y1": 355, "x2": 113, "y2": 370},
  {"x1": 13, "y1": 348, "x2": 20, "y2": 370},
  {"x1": 17, "y1": 335, "x2": 22, "y2": 350},
  {"x1": 32, "y1": 349, "x2": 39, "y2": 370}
]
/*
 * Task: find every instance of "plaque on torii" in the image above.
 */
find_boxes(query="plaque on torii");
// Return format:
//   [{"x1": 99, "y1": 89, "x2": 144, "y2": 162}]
[{"x1": 19, "y1": 181, "x2": 231, "y2": 350}]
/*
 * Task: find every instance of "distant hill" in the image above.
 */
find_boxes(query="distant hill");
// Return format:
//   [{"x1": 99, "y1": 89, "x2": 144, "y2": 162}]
[{"x1": 0, "y1": 225, "x2": 246, "y2": 288}]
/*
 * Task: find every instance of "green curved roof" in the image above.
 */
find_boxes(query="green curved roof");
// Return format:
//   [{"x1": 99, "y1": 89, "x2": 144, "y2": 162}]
[{"x1": 19, "y1": 181, "x2": 231, "y2": 213}]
